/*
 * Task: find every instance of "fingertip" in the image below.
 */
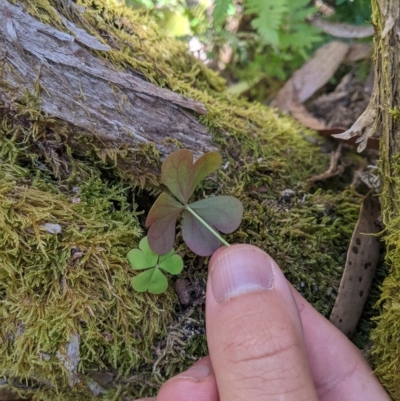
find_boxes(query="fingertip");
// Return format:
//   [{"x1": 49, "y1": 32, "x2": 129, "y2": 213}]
[
  {"x1": 208, "y1": 245, "x2": 229, "y2": 271},
  {"x1": 156, "y1": 357, "x2": 218, "y2": 401},
  {"x1": 290, "y1": 286, "x2": 391, "y2": 401},
  {"x1": 206, "y1": 244, "x2": 318, "y2": 401},
  {"x1": 209, "y1": 244, "x2": 263, "y2": 269}
]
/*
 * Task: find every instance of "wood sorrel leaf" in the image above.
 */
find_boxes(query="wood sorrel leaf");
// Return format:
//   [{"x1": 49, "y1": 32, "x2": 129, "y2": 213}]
[
  {"x1": 127, "y1": 237, "x2": 158, "y2": 269},
  {"x1": 162, "y1": 150, "x2": 222, "y2": 204},
  {"x1": 146, "y1": 193, "x2": 184, "y2": 254},
  {"x1": 191, "y1": 151, "x2": 222, "y2": 195},
  {"x1": 127, "y1": 248, "x2": 157, "y2": 270},
  {"x1": 131, "y1": 268, "x2": 168, "y2": 294},
  {"x1": 189, "y1": 196, "x2": 243, "y2": 233},
  {"x1": 182, "y1": 210, "x2": 221, "y2": 256},
  {"x1": 159, "y1": 254, "x2": 183, "y2": 274},
  {"x1": 158, "y1": 248, "x2": 174, "y2": 264},
  {"x1": 138, "y1": 236, "x2": 157, "y2": 257}
]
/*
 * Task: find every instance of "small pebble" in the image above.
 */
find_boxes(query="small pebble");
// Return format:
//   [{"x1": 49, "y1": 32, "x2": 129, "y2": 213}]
[
  {"x1": 175, "y1": 279, "x2": 192, "y2": 305},
  {"x1": 39, "y1": 223, "x2": 62, "y2": 234},
  {"x1": 281, "y1": 189, "x2": 295, "y2": 202}
]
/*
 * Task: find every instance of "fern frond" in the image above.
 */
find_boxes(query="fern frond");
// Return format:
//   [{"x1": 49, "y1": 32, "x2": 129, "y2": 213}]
[
  {"x1": 288, "y1": 0, "x2": 314, "y2": 10},
  {"x1": 213, "y1": 0, "x2": 234, "y2": 27},
  {"x1": 244, "y1": 0, "x2": 288, "y2": 46},
  {"x1": 279, "y1": 0, "x2": 321, "y2": 52},
  {"x1": 280, "y1": 25, "x2": 322, "y2": 51}
]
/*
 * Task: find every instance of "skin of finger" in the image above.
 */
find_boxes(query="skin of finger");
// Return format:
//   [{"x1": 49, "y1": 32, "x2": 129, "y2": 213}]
[
  {"x1": 155, "y1": 293, "x2": 389, "y2": 401},
  {"x1": 291, "y1": 287, "x2": 391, "y2": 401},
  {"x1": 155, "y1": 357, "x2": 219, "y2": 401},
  {"x1": 206, "y1": 245, "x2": 319, "y2": 401}
]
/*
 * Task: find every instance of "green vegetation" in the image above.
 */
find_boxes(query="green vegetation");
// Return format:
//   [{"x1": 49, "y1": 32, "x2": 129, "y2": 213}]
[
  {"x1": 333, "y1": 0, "x2": 372, "y2": 24},
  {"x1": 146, "y1": 150, "x2": 243, "y2": 257},
  {"x1": 0, "y1": 0, "x2": 386, "y2": 399},
  {"x1": 128, "y1": 237, "x2": 184, "y2": 293},
  {"x1": 123, "y1": 0, "x2": 372, "y2": 91}
]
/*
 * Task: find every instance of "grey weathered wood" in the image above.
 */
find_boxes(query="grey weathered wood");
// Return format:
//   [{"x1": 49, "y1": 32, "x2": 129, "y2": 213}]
[{"x1": 0, "y1": 0, "x2": 214, "y2": 158}]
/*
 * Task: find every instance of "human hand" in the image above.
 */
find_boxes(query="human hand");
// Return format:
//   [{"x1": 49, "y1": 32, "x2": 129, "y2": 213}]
[{"x1": 136, "y1": 244, "x2": 390, "y2": 401}]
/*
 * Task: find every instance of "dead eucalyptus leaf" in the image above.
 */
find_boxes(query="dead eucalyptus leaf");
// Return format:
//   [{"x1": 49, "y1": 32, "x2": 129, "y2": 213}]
[
  {"x1": 329, "y1": 191, "x2": 381, "y2": 336},
  {"x1": 332, "y1": 74, "x2": 379, "y2": 152},
  {"x1": 310, "y1": 18, "x2": 374, "y2": 38},
  {"x1": 343, "y1": 43, "x2": 373, "y2": 64},
  {"x1": 272, "y1": 42, "x2": 379, "y2": 151},
  {"x1": 288, "y1": 91, "x2": 327, "y2": 130},
  {"x1": 272, "y1": 41, "x2": 350, "y2": 111}
]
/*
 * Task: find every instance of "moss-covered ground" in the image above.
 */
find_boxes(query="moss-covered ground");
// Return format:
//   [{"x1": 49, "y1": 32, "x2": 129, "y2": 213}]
[{"x1": 0, "y1": 0, "x2": 389, "y2": 399}]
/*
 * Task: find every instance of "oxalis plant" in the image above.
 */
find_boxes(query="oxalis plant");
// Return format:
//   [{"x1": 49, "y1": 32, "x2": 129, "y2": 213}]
[{"x1": 127, "y1": 149, "x2": 243, "y2": 294}]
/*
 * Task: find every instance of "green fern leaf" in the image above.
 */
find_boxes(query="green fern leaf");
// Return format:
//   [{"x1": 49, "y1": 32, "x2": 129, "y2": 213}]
[
  {"x1": 244, "y1": 0, "x2": 288, "y2": 46},
  {"x1": 288, "y1": 0, "x2": 314, "y2": 9},
  {"x1": 213, "y1": 0, "x2": 234, "y2": 27},
  {"x1": 279, "y1": 0, "x2": 321, "y2": 52},
  {"x1": 280, "y1": 24, "x2": 322, "y2": 51}
]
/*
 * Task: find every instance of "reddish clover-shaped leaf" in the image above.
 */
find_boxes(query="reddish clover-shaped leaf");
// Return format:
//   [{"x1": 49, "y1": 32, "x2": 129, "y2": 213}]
[
  {"x1": 146, "y1": 193, "x2": 183, "y2": 255},
  {"x1": 146, "y1": 150, "x2": 244, "y2": 256},
  {"x1": 161, "y1": 149, "x2": 222, "y2": 204},
  {"x1": 182, "y1": 210, "x2": 221, "y2": 256},
  {"x1": 182, "y1": 196, "x2": 243, "y2": 256},
  {"x1": 189, "y1": 196, "x2": 243, "y2": 233}
]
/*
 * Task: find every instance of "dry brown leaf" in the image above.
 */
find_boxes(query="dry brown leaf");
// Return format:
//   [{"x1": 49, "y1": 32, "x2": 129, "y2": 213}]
[
  {"x1": 272, "y1": 41, "x2": 379, "y2": 150},
  {"x1": 329, "y1": 191, "x2": 381, "y2": 336},
  {"x1": 288, "y1": 90, "x2": 327, "y2": 130},
  {"x1": 311, "y1": 17, "x2": 374, "y2": 38},
  {"x1": 318, "y1": 128, "x2": 380, "y2": 150},
  {"x1": 343, "y1": 43, "x2": 373, "y2": 64},
  {"x1": 308, "y1": 143, "x2": 345, "y2": 182},
  {"x1": 272, "y1": 41, "x2": 350, "y2": 111},
  {"x1": 331, "y1": 93, "x2": 379, "y2": 152},
  {"x1": 332, "y1": 58, "x2": 380, "y2": 153}
]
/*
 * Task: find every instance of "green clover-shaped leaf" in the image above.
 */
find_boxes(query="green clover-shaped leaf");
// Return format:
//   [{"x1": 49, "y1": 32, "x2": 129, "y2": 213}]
[
  {"x1": 145, "y1": 150, "x2": 243, "y2": 256},
  {"x1": 127, "y1": 237, "x2": 183, "y2": 294}
]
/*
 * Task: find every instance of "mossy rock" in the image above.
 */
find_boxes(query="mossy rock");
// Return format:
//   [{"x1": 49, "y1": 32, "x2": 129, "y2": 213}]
[{"x1": 0, "y1": 0, "x2": 386, "y2": 399}]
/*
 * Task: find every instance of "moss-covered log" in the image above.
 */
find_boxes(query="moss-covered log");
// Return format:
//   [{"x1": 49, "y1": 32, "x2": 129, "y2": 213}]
[
  {"x1": 0, "y1": 0, "x2": 385, "y2": 399},
  {"x1": 0, "y1": 0, "x2": 212, "y2": 160}
]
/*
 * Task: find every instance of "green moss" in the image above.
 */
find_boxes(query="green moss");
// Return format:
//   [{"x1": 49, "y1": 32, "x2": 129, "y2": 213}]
[
  {"x1": 389, "y1": 107, "x2": 400, "y2": 118},
  {"x1": 0, "y1": 119, "x2": 178, "y2": 399},
  {"x1": 370, "y1": 154, "x2": 400, "y2": 400},
  {"x1": 0, "y1": 0, "x2": 369, "y2": 399}
]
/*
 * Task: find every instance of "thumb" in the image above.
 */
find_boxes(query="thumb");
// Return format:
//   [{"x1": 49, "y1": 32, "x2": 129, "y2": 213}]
[{"x1": 206, "y1": 244, "x2": 318, "y2": 401}]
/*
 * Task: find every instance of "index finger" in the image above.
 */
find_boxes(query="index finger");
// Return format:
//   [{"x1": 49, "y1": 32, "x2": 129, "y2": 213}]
[{"x1": 291, "y1": 286, "x2": 390, "y2": 401}]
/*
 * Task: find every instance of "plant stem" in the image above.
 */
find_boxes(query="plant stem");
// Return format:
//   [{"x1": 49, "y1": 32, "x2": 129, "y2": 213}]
[{"x1": 185, "y1": 205, "x2": 230, "y2": 247}]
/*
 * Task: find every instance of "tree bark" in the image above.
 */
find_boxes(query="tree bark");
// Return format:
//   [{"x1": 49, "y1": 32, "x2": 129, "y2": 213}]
[
  {"x1": 375, "y1": 0, "x2": 400, "y2": 198},
  {"x1": 368, "y1": 0, "x2": 400, "y2": 399},
  {"x1": 0, "y1": 0, "x2": 215, "y2": 159}
]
